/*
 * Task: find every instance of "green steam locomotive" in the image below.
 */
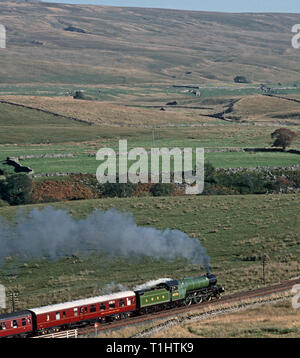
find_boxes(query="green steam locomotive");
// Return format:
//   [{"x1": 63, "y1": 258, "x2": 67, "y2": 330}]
[
  {"x1": 0, "y1": 273, "x2": 224, "y2": 337},
  {"x1": 135, "y1": 273, "x2": 224, "y2": 314}
]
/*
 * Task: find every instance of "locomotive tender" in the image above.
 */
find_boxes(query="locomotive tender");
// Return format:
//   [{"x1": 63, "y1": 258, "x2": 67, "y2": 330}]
[{"x1": 0, "y1": 273, "x2": 223, "y2": 338}]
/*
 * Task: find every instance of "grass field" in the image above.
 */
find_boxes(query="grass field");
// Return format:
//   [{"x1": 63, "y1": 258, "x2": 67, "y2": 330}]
[
  {"x1": 0, "y1": 98, "x2": 299, "y2": 176},
  {"x1": 6, "y1": 150, "x2": 299, "y2": 175},
  {"x1": 150, "y1": 299, "x2": 300, "y2": 338},
  {"x1": 0, "y1": 194, "x2": 299, "y2": 312},
  {"x1": 0, "y1": 120, "x2": 288, "y2": 147},
  {"x1": 0, "y1": 102, "x2": 100, "y2": 144}
]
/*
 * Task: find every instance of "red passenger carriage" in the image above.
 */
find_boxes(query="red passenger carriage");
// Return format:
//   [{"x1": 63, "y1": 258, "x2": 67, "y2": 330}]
[
  {"x1": 0, "y1": 310, "x2": 33, "y2": 338},
  {"x1": 29, "y1": 290, "x2": 136, "y2": 334}
]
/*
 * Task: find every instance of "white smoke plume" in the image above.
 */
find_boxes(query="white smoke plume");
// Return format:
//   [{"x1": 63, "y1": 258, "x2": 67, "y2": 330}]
[
  {"x1": 134, "y1": 278, "x2": 173, "y2": 291},
  {"x1": 0, "y1": 207, "x2": 210, "y2": 271},
  {"x1": 99, "y1": 282, "x2": 129, "y2": 295}
]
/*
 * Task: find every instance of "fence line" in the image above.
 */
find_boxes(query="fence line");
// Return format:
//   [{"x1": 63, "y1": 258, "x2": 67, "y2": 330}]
[{"x1": 32, "y1": 329, "x2": 78, "y2": 338}]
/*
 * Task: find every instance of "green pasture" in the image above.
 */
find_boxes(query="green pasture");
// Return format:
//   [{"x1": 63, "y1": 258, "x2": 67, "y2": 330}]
[
  {"x1": 0, "y1": 194, "x2": 299, "y2": 312},
  {"x1": 3, "y1": 150, "x2": 298, "y2": 176}
]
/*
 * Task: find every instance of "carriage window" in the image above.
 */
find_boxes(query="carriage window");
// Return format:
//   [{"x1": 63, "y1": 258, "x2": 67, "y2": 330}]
[
  {"x1": 62, "y1": 312, "x2": 66, "y2": 318},
  {"x1": 100, "y1": 303, "x2": 106, "y2": 311},
  {"x1": 56, "y1": 312, "x2": 60, "y2": 320},
  {"x1": 22, "y1": 318, "x2": 26, "y2": 326},
  {"x1": 11, "y1": 320, "x2": 18, "y2": 328},
  {"x1": 126, "y1": 298, "x2": 131, "y2": 306},
  {"x1": 80, "y1": 306, "x2": 88, "y2": 314},
  {"x1": 74, "y1": 308, "x2": 78, "y2": 316},
  {"x1": 0, "y1": 322, "x2": 6, "y2": 330},
  {"x1": 27, "y1": 317, "x2": 31, "y2": 324},
  {"x1": 119, "y1": 299, "x2": 125, "y2": 307},
  {"x1": 109, "y1": 301, "x2": 115, "y2": 309},
  {"x1": 90, "y1": 304, "x2": 96, "y2": 313},
  {"x1": 46, "y1": 315, "x2": 50, "y2": 321}
]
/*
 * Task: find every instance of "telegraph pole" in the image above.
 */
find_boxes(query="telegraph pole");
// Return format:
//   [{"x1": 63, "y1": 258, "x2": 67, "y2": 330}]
[
  {"x1": 152, "y1": 125, "x2": 155, "y2": 146},
  {"x1": 8, "y1": 291, "x2": 19, "y2": 312},
  {"x1": 262, "y1": 253, "x2": 267, "y2": 285}
]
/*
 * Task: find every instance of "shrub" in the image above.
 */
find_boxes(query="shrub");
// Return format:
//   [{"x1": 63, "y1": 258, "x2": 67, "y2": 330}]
[
  {"x1": 215, "y1": 171, "x2": 268, "y2": 194},
  {"x1": 0, "y1": 199, "x2": 9, "y2": 207},
  {"x1": 30, "y1": 179, "x2": 95, "y2": 203},
  {"x1": 204, "y1": 161, "x2": 216, "y2": 184},
  {"x1": 149, "y1": 183, "x2": 174, "y2": 196},
  {"x1": 234, "y1": 76, "x2": 249, "y2": 83},
  {"x1": 73, "y1": 90, "x2": 85, "y2": 99},
  {"x1": 287, "y1": 170, "x2": 300, "y2": 187},
  {"x1": 101, "y1": 182, "x2": 137, "y2": 198},
  {"x1": 69, "y1": 174, "x2": 102, "y2": 198},
  {"x1": 275, "y1": 177, "x2": 294, "y2": 193},
  {"x1": 202, "y1": 182, "x2": 238, "y2": 195},
  {"x1": 0, "y1": 174, "x2": 32, "y2": 205}
]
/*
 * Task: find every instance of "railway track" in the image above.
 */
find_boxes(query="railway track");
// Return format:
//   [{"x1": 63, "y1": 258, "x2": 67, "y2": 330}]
[{"x1": 77, "y1": 277, "x2": 300, "y2": 337}]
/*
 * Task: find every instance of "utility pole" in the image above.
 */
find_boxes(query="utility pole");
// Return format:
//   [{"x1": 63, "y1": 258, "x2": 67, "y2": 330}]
[
  {"x1": 152, "y1": 125, "x2": 155, "y2": 146},
  {"x1": 8, "y1": 291, "x2": 19, "y2": 312},
  {"x1": 262, "y1": 253, "x2": 267, "y2": 285}
]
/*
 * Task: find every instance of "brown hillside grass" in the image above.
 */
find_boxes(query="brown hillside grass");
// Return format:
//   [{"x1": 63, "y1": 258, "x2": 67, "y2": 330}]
[
  {"x1": 3, "y1": 94, "x2": 300, "y2": 127},
  {"x1": 154, "y1": 298, "x2": 300, "y2": 338},
  {"x1": 0, "y1": 95, "x2": 214, "y2": 126},
  {"x1": 1, "y1": 2, "x2": 300, "y2": 85},
  {"x1": 231, "y1": 95, "x2": 300, "y2": 123}
]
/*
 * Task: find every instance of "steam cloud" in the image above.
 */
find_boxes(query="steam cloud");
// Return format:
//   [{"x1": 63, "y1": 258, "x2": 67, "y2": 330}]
[
  {"x1": 99, "y1": 282, "x2": 129, "y2": 295},
  {"x1": 0, "y1": 207, "x2": 210, "y2": 271},
  {"x1": 134, "y1": 278, "x2": 173, "y2": 291}
]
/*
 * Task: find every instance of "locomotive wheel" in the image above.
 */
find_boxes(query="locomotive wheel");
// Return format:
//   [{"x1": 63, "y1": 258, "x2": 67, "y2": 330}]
[
  {"x1": 193, "y1": 295, "x2": 203, "y2": 304},
  {"x1": 203, "y1": 295, "x2": 212, "y2": 302},
  {"x1": 185, "y1": 297, "x2": 192, "y2": 306}
]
